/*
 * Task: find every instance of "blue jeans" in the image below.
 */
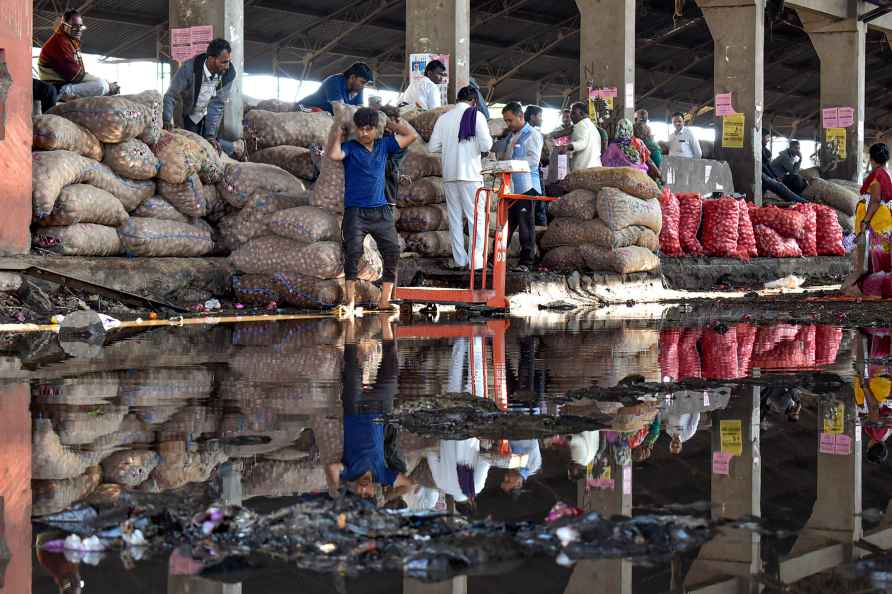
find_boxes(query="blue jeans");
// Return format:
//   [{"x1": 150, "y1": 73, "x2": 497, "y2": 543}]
[{"x1": 184, "y1": 116, "x2": 237, "y2": 158}]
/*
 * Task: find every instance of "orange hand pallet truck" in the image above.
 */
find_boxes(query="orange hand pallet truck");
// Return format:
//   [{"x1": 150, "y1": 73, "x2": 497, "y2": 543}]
[{"x1": 394, "y1": 161, "x2": 558, "y2": 312}]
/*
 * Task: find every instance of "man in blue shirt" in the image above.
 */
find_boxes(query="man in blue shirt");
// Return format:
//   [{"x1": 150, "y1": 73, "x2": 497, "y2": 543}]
[
  {"x1": 326, "y1": 107, "x2": 417, "y2": 314},
  {"x1": 299, "y1": 62, "x2": 373, "y2": 114}
]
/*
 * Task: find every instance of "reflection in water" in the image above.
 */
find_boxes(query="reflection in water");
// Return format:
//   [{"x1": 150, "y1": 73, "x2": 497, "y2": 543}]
[{"x1": 11, "y1": 318, "x2": 892, "y2": 592}]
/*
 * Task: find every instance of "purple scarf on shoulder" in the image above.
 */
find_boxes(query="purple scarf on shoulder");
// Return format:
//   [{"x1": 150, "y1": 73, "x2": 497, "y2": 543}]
[{"x1": 458, "y1": 105, "x2": 478, "y2": 142}]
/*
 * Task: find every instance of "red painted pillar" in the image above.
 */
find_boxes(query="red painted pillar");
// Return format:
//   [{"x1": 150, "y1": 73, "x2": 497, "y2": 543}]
[
  {"x1": 0, "y1": 382, "x2": 32, "y2": 593},
  {"x1": 0, "y1": 0, "x2": 33, "y2": 254}
]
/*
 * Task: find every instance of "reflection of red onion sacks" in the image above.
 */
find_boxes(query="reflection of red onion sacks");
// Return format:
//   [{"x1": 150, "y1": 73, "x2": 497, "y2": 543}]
[
  {"x1": 702, "y1": 327, "x2": 740, "y2": 379},
  {"x1": 735, "y1": 323, "x2": 757, "y2": 377},
  {"x1": 659, "y1": 328, "x2": 681, "y2": 380},
  {"x1": 815, "y1": 325, "x2": 843, "y2": 366},
  {"x1": 678, "y1": 328, "x2": 704, "y2": 379},
  {"x1": 752, "y1": 324, "x2": 816, "y2": 369}
]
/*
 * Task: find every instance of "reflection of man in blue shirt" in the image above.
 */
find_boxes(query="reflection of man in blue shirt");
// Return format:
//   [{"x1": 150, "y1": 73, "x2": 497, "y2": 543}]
[{"x1": 298, "y1": 62, "x2": 373, "y2": 114}]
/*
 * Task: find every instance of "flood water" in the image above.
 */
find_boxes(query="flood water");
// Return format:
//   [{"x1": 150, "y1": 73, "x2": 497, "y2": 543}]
[{"x1": 4, "y1": 312, "x2": 892, "y2": 593}]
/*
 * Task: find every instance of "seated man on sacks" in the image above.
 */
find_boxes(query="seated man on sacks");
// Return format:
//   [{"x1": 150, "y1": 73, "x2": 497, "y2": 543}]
[
  {"x1": 326, "y1": 107, "x2": 417, "y2": 315},
  {"x1": 162, "y1": 38, "x2": 244, "y2": 160},
  {"x1": 762, "y1": 133, "x2": 808, "y2": 203},
  {"x1": 38, "y1": 10, "x2": 120, "y2": 101}
]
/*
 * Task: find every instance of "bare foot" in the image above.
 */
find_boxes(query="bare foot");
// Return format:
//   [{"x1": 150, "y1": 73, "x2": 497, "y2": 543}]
[{"x1": 376, "y1": 301, "x2": 400, "y2": 312}]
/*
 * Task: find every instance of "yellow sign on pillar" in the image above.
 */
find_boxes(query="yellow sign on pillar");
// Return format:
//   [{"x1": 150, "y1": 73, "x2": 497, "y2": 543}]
[
  {"x1": 721, "y1": 113, "x2": 745, "y2": 149},
  {"x1": 720, "y1": 419, "x2": 744, "y2": 456},
  {"x1": 825, "y1": 127, "x2": 847, "y2": 160}
]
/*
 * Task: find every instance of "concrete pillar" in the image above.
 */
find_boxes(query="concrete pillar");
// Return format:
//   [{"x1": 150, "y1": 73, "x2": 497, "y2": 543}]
[
  {"x1": 799, "y1": 11, "x2": 866, "y2": 181},
  {"x1": 404, "y1": 577, "x2": 468, "y2": 594},
  {"x1": 0, "y1": 0, "x2": 32, "y2": 254},
  {"x1": 405, "y1": 0, "x2": 470, "y2": 102},
  {"x1": 697, "y1": 0, "x2": 765, "y2": 201},
  {"x1": 685, "y1": 387, "x2": 761, "y2": 592},
  {"x1": 169, "y1": 0, "x2": 244, "y2": 142},
  {"x1": 575, "y1": 0, "x2": 636, "y2": 121},
  {"x1": 0, "y1": 383, "x2": 31, "y2": 594}
]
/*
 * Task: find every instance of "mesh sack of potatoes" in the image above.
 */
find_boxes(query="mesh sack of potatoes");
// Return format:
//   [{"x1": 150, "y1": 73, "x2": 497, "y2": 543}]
[
  {"x1": 172, "y1": 128, "x2": 225, "y2": 184},
  {"x1": 404, "y1": 230, "x2": 452, "y2": 257},
  {"x1": 580, "y1": 244, "x2": 660, "y2": 274},
  {"x1": 33, "y1": 223, "x2": 122, "y2": 256},
  {"x1": 540, "y1": 245, "x2": 585, "y2": 272},
  {"x1": 271, "y1": 272, "x2": 344, "y2": 308},
  {"x1": 49, "y1": 96, "x2": 148, "y2": 143},
  {"x1": 229, "y1": 344, "x2": 344, "y2": 383},
  {"x1": 219, "y1": 192, "x2": 309, "y2": 248},
  {"x1": 250, "y1": 145, "x2": 316, "y2": 180},
  {"x1": 32, "y1": 150, "x2": 93, "y2": 218},
  {"x1": 802, "y1": 178, "x2": 859, "y2": 216},
  {"x1": 308, "y1": 157, "x2": 345, "y2": 213},
  {"x1": 102, "y1": 139, "x2": 160, "y2": 181},
  {"x1": 268, "y1": 205, "x2": 340, "y2": 242},
  {"x1": 488, "y1": 118, "x2": 508, "y2": 139},
  {"x1": 397, "y1": 176, "x2": 446, "y2": 207},
  {"x1": 33, "y1": 114, "x2": 103, "y2": 160},
  {"x1": 81, "y1": 161, "x2": 156, "y2": 211},
  {"x1": 150, "y1": 130, "x2": 203, "y2": 184},
  {"x1": 232, "y1": 236, "x2": 381, "y2": 280},
  {"x1": 122, "y1": 90, "x2": 163, "y2": 145},
  {"x1": 244, "y1": 109, "x2": 333, "y2": 151},
  {"x1": 397, "y1": 203, "x2": 449, "y2": 232},
  {"x1": 232, "y1": 274, "x2": 283, "y2": 305},
  {"x1": 540, "y1": 218, "x2": 612, "y2": 249},
  {"x1": 400, "y1": 150, "x2": 442, "y2": 180},
  {"x1": 32, "y1": 467, "x2": 101, "y2": 517},
  {"x1": 132, "y1": 196, "x2": 189, "y2": 222},
  {"x1": 548, "y1": 189, "x2": 597, "y2": 220},
  {"x1": 597, "y1": 188, "x2": 662, "y2": 233},
  {"x1": 158, "y1": 175, "x2": 212, "y2": 217},
  {"x1": 331, "y1": 102, "x2": 387, "y2": 139},
  {"x1": 40, "y1": 184, "x2": 129, "y2": 227},
  {"x1": 548, "y1": 219, "x2": 659, "y2": 250},
  {"x1": 565, "y1": 166, "x2": 662, "y2": 200},
  {"x1": 101, "y1": 449, "x2": 160, "y2": 488},
  {"x1": 220, "y1": 162, "x2": 307, "y2": 209},
  {"x1": 407, "y1": 106, "x2": 452, "y2": 142},
  {"x1": 118, "y1": 217, "x2": 214, "y2": 256},
  {"x1": 255, "y1": 98, "x2": 296, "y2": 113}
]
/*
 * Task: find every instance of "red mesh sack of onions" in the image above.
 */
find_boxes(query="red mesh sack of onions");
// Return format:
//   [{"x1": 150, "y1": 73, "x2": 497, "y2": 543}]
[
  {"x1": 737, "y1": 200, "x2": 758, "y2": 258},
  {"x1": 790, "y1": 203, "x2": 817, "y2": 256},
  {"x1": 749, "y1": 205, "x2": 806, "y2": 239},
  {"x1": 701, "y1": 197, "x2": 740, "y2": 258},
  {"x1": 754, "y1": 224, "x2": 802, "y2": 257},
  {"x1": 658, "y1": 188, "x2": 683, "y2": 256},
  {"x1": 676, "y1": 192, "x2": 703, "y2": 255},
  {"x1": 813, "y1": 204, "x2": 846, "y2": 256}
]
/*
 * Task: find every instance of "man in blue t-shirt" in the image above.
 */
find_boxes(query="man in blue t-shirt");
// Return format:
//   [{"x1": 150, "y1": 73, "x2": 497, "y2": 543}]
[
  {"x1": 326, "y1": 107, "x2": 417, "y2": 314},
  {"x1": 298, "y1": 62, "x2": 373, "y2": 114}
]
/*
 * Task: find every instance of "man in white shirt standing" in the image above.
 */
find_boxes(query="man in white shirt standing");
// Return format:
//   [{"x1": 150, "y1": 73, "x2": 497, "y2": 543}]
[
  {"x1": 668, "y1": 112, "x2": 703, "y2": 159},
  {"x1": 560, "y1": 102, "x2": 602, "y2": 171},
  {"x1": 428, "y1": 86, "x2": 494, "y2": 270},
  {"x1": 400, "y1": 59, "x2": 446, "y2": 111}
]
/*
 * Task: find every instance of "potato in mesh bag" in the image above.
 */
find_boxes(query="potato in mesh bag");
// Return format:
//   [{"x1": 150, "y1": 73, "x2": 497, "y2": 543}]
[
  {"x1": 33, "y1": 114, "x2": 103, "y2": 160},
  {"x1": 118, "y1": 217, "x2": 213, "y2": 257},
  {"x1": 103, "y1": 139, "x2": 160, "y2": 181},
  {"x1": 49, "y1": 96, "x2": 148, "y2": 143}
]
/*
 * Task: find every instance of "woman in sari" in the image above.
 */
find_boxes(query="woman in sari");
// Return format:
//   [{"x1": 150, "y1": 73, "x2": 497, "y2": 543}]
[
  {"x1": 602, "y1": 118, "x2": 663, "y2": 185},
  {"x1": 844, "y1": 143, "x2": 892, "y2": 296}
]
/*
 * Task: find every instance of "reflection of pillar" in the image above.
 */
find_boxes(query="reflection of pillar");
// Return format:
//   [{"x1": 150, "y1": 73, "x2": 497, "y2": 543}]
[
  {"x1": 696, "y1": 0, "x2": 765, "y2": 201},
  {"x1": 685, "y1": 387, "x2": 761, "y2": 591},
  {"x1": 168, "y1": 577, "x2": 243, "y2": 594},
  {"x1": 0, "y1": 382, "x2": 30, "y2": 594},
  {"x1": 565, "y1": 459, "x2": 632, "y2": 594},
  {"x1": 403, "y1": 576, "x2": 467, "y2": 594},
  {"x1": 405, "y1": 0, "x2": 470, "y2": 102},
  {"x1": 798, "y1": 11, "x2": 866, "y2": 181},
  {"x1": 575, "y1": 0, "x2": 636, "y2": 120},
  {"x1": 779, "y1": 396, "x2": 861, "y2": 584}
]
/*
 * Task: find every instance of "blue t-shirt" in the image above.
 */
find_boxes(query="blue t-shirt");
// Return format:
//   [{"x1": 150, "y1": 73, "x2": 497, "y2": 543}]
[
  {"x1": 342, "y1": 135, "x2": 401, "y2": 209},
  {"x1": 341, "y1": 414, "x2": 398, "y2": 486},
  {"x1": 300, "y1": 74, "x2": 363, "y2": 114}
]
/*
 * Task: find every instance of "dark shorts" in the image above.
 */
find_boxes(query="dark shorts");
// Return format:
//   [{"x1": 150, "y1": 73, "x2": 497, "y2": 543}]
[{"x1": 342, "y1": 205, "x2": 401, "y2": 284}]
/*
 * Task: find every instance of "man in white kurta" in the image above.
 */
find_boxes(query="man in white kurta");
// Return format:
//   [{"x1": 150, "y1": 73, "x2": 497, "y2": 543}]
[
  {"x1": 399, "y1": 59, "x2": 446, "y2": 111},
  {"x1": 427, "y1": 86, "x2": 494, "y2": 270}
]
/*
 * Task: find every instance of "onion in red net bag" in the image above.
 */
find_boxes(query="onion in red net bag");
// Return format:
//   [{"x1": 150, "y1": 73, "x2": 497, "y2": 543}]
[
  {"x1": 815, "y1": 325, "x2": 843, "y2": 366},
  {"x1": 659, "y1": 328, "x2": 681, "y2": 381},
  {"x1": 790, "y1": 203, "x2": 817, "y2": 256},
  {"x1": 735, "y1": 323, "x2": 756, "y2": 377},
  {"x1": 701, "y1": 198, "x2": 740, "y2": 257},
  {"x1": 676, "y1": 192, "x2": 703, "y2": 255},
  {"x1": 749, "y1": 205, "x2": 805, "y2": 239},
  {"x1": 658, "y1": 188, "x2": 682, "y2": 256},
  {"x1": 813, "y1": 204, "x2": 845, "y2": 256},
  {"x1": 702, "y1": 327, "x2": 740, "y2": 379},
  {"x1": 678, "y1": 328, "x2": 703, "y2": 380},
  {"x1": 753, "y1": 224, "x2": 802, "y2": 257},
  {"x1": 736, "y1": 200, "x2": 758, "y2": 258}
]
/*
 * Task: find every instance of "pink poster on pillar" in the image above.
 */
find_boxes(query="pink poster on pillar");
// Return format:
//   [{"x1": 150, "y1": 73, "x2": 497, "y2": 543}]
[
  {"x1": 715, "y1": 93, "x2": 735, "y2": 116},
  {"x1": 712, "y1": 451, "x2": 732, "y2": 475},
  {"x1": 822, "y1": 107, "x2": 839, "y2": 129},
  {"x1": 837, "y1": 107, "x2": 855, "y2": 128}
]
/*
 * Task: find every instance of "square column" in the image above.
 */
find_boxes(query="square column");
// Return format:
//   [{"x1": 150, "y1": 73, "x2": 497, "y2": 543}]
[
  {"x1": 406, "y1": 0, "x2": 470, "y2": 102},
  {"x1": 169, "y1": 0, "x2": 244, "y2": 142},
  {"x1": 799, "y1": 11, "x2": 866, "y2": 182},
  {"x1": 575, "y1": 0, "x2": 636, "y2": 120},
  {"x1": 697, "y1": 0, "x2": 765, "y2": 200}
]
